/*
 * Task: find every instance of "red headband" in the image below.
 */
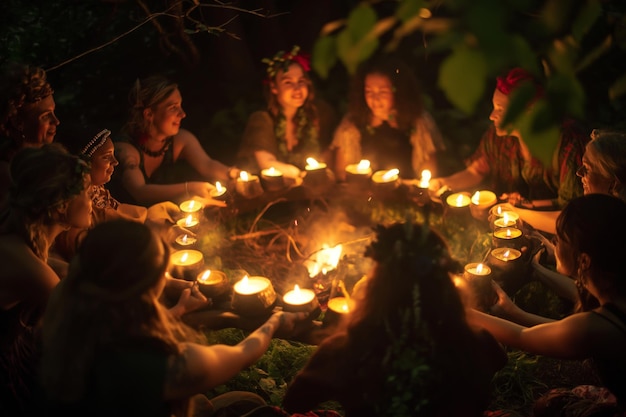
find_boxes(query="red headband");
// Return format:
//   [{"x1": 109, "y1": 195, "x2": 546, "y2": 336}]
[{"x1": 496, "y1": 67, "x2": 544, "y2": 98}]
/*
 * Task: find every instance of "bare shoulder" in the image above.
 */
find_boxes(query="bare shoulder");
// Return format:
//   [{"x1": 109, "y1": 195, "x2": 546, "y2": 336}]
[
  {"x1": 175, "y1": 128, "x2": 200, "y2": 144},
  {"x1": 163, "y1": 343, "x2": 206, "y2": 399},
  {"x1": 0, "y1": 236, "x2": 59, "y2": 295}
]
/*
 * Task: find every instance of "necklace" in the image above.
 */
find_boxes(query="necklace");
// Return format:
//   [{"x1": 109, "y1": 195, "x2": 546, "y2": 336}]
[{"x1": 139, "y1": 137, "x2": 173, "y2": 158}]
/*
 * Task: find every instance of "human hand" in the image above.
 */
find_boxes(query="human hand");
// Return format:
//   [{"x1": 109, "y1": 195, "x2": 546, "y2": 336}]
[
  {"x1": 282, "y1": 164, "x2": 302, "y2": 179},
  {"x1": 171, "y1": 284, "x2": 210, "y2": 317},
  {"x1": 500, "y1": 192, "x2": 533, "y2": 208},
  {"x1": 271, "y1": 311, "x2": 310, "y2": 338},
  {"x1": 186, "y1": 182, "x2": 227, "y2": 207},
  {"x1": 147, "y1": 201, "x2": 181, "y2": 225},
  {"x1": 489, "y1": 281, "x2": 520, "y2": 319}
]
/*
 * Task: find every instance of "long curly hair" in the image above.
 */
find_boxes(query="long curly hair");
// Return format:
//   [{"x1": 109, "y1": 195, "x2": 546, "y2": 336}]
[
  {"x1": 343, "y1": 221, "x2": 476, "y2": 416},
  {"x1": 555, "y1": 194, "x2": 626, "y2": 311},
  {"x1": 122, "y1": 75, "x2": 179, "y2": 145},
  {"x1": 0, "y1": 143, "x2": 89, "y2": 261},
  {"x1": 346, "y1": 55, "x2": 425, "y2": 132},
  {"x1": 42, "y1": 219, "x2": 204, "y2": 404},
  {"x1": 0, "y1": 63, "x2": 54, "y2": 157}
]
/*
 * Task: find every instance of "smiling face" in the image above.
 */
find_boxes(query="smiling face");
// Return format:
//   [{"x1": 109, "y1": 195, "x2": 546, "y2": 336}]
[
  {"x1": 145, "y1": 88, "x2": 186, "y2": 139},
  {"x1": 271, "y1": 63, "x2": 308, "y2": 112},
  {"x1": 89, "y1": 137, "x2": 118, "y2": 186},
  {"x1": 17, "y1": 95, "x2": 60, "y2": 146},
  {"x1": 364, "y1": 72, "x2": 395, "y2": 123}
]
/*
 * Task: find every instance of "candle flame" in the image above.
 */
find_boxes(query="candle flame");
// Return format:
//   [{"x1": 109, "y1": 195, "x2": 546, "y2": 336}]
[
  {"x1": 292, "y1": 284, "x2": 301, "y2": 294},
  {"x1": 503, "y1": 212, "x2": 510, "y2": 224},
  {"x1": 506, "y1": 228, "x2": 512, "y2": 237},
  {"x1": 267, "y1": 166, "x2": 281, "y2": 176},
  {"x1": 215, "y1": 181, "x2": 224, "y2": 193},
  {"x1": 240, "y1": 171, "x2": 250, "y2": 181},
  {"x1": 182, "y1": 234, "x2": 188, "y2": 243},
  {"x1": 340, "y1": 302, "x2": 349, "y2": 312},
  {"x1": 189, "y1": 200, "x2": 196, "y2": 210},
  {"x1": 419, "y1": 169, "x2": 431, "y2": 187},
  {"x1": 456, "y1": 194, "x2": 465, "y2": 206},
  {"x1": 357, "y1": 159, "x2": 370, "y2": 171},
  {"x1": 185, "y1": 214, "x2": 193, "y2": 226},
  {"x1": 471, "y1": 191, "x2": 480, "y2": 204},
  {"x1": 181, "y1": 252, "x2": 189, "y2": 263},
  {"x1": 382, "y1": 168, "x2": 399, "y2": 181},
  {"x1": 306, "y1": 157, "x2": 320, "y2": 168},
  {"x1": 477, "y1": 263, "x2": 484, "y2": 274},
  {"x1": 503, "y1": 249, "x2": 510, "y2": 258},
  {"x1": 496, "y1": 206, "x2": 503, "y2": 215},
  {"x1": 199, "y1": 270, "x2": 211, "y2": 283}
]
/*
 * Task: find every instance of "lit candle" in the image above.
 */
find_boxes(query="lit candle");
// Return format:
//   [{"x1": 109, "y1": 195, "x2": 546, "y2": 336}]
[
  {"x1": 345, "y1": 159, "x2": 372, "y2": 185},
  {"x1": 304, "y1": 157, "x2": 328, "y2": 185},
  {"x1": 170, "y1": 249, "x2": 204, "y2": 280},
  {"x1": 175, "y1": 233, "x2": 197, "y2": 247},
  {"x1": 196, "y1": 269, "x2": 230, "y2": 299},
  {"x1": 231, "y1": 275, "x2": 277, "y2": 315},
  {"x1": 371, "y1": 169, "x2": 400, "y2": 193},
  {"x1": 323, "y1": 296, "x2": 353, "y2": 327},
  {"x1": 176, "y1": 214, "x2": 199, "y2": 231},
  {"x1": 235, "y1": 170, "x2": 262, "y2": 198},
  {"x1": 446, "y1": 192, "x2": 471, "y2": 208},
  {"x1": 464, "y1": 262, "x2": 492, "y2": 277},
  {"x1": 260, "y1": 167, "x2": 285, "y2": 192},
  {"x1": 493, "y1": 211, "x2": 519, "y2": 228},
  {"x1": 492, "y1": 226, "x2": 523, "y2": 249},
  {"x1": 470, "y1": 190, "x2": 497, "y2": 221},
  {"x1": 305, "y1": 157, "x2": 327, "y2": 171},
  {"x1": 209, "y1": 181, "x2": 228, "y2": 200},
  {"x1": 463, "y1": 263, "x2": 496, "y2": 312},
  {"x1": 490, "y1": 247, "x2": 522, "y2": 262},
  {"x1": 282, "y1": 284, "x2": 319, "y2": 314},
  {"x1": 179, "y1": 199, "x2": 203, "y2": 214},
  {"x1": 418, "y1": 169, "x2": 431, "y2": 188}
]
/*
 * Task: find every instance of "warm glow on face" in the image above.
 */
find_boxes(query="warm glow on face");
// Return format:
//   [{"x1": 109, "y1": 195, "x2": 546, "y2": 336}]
[{"x1": 240, "y1": 171, "x2": 250, "y2": 181}]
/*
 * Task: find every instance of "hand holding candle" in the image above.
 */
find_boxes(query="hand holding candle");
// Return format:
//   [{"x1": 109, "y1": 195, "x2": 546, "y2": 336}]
[{"x1": 282, "y1": 284, "x2": 319, "y2": 314}]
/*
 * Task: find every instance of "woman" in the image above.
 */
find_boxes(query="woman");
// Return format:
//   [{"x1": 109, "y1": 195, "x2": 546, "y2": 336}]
[
  {"x1": 469, "y1": 194, "x2": 626, "y2": 414},
  {"x1": 331, "y1": 55, "x2": 445, "y2": 181},
  {"x1": 111, "y1": 75, "x2": 238, "y2": 206},
  {"x1": 237, "y1": 45, "x2": 325, "y2": 179},
  {"x1": 0, "y1": 143, "x2": 92, "y2": 416},
  {"x1": 432, "y1": 67, "x2": 588, "y2": 213},
  {"x1": 42, "y1": 219, "x2": 308, "y2": 416},
  {"x1": 282, "y1": 222, "x2": 507, "y2": 417},
  {"x1": 0, "y1": 63, "x2": 60, "y2": 200},
  {"x1": 54, "y1": 126, "x2": 182, "y2": 262}
]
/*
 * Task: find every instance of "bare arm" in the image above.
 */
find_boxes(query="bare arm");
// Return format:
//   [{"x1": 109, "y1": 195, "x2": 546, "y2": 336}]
[
  {"x1": 431, "y1": 162, "x2": 485, "y2": 193},
  {"x1": 163, "y1": 311, "x2": 307, "y2": 399},
  {"x1": 176, "y1": 129, "x2": 234, "y2": 183},
  {"x1": 514, "y1": 207, "x2": 560, "y2": 235}
]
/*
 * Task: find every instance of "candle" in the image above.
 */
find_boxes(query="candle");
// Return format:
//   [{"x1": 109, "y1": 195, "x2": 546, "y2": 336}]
[
  {"x1": 176, "y1": 214, "x2": 199, "y2": 231},
  {"x1": 282, "y1": 284, "x2": 319, "y2": 314},
  {"x1": 175, "y1": 233, "x2": 197, "y2": 247},
  {"x1": 413, "y1": 169, "x2": 432, "y2": 205},
  {"x1": 371, "y1": 169, "x2": 400, "y2": 193},
  {"x1": 231, "y1": 275, "x2": 277, "y2": 315},
  {"x1": 323, "y1": 296, "x2": 353, "y2": 327},
  {"x1": 304, "y1": 157, "x2": 327, "y2": 171},
  {"x1": 490, "y1": 247, "x2": 522, "y2": 262},
  {"x1": 418, "y1": 169, "x2": 431, "y2": 188},
  {"x1": 345, "y1": 159, "x2": 372, "y2": 186},
  {"x1": 470, "y1": 190, "x2": 497, "y2": 221},
  {"x1": 493, "y1": 226, "x2": 523, "y2": 249},
  {"x1": 493, "y1": 211, "x2": 519, "y2": 228},
  {"x1": 209, "y1": 181, "x2": 228, "y2": 200},
  {"x1": 260, "y1": 167, "x2": 285, "y2": 192},
  {"x1": 446, "y1": 192, "x2": 471, "y2": 208},
  {"x1": 196, "y1": 269, "x2": 230, "y2": 300},
  {"x1": 179, "y1": 199, "x2": 203, "y2": 214},
  {"x1": 235, "y1": 171, "x2": 263, "y2": 198},
  {"x1": 304, "y1": 157, "x2": 328, "y2": 185},
  {"x1": 170, "y1": 249, "x2": 204, "y2": 280},
  {"x1": 463, "y1": 263, "x2": 496, "y2": 312}
]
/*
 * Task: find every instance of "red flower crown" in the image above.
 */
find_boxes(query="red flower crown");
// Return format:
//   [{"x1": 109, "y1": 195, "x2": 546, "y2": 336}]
[{"x1": 262, "y1": 45, "x2": 310, "y2": 82}]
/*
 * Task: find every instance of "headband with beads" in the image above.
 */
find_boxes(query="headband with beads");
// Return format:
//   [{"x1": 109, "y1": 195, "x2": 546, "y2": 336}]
[{"x1": 80, "y1": 129, "x2": 111, "y2": 158}]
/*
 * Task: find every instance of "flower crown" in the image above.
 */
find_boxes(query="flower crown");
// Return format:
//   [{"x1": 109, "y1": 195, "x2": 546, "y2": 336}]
[{"x1": 262, "y1": 45, "x2": 310, "y2": 81}]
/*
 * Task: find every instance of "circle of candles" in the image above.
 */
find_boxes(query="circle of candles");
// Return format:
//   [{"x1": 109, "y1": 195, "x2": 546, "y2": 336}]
[
  {"x1": 179, "y1": 199, "x2": 203, "y2": 214},
  {"x1": 175, "y1": 233, "x2": 197, "y2": 247},
  {"x1": 231, "y1": 275, "x2": 277, "y2": 316},
  {"x1": 176, "y1": 214, "x2": 200, "y2": 231},
  {"x1": 235, "y1": 170, "x2": 262, "y2": 198},
  {"x1": 170, "y1": 249, "x2": 204, "y2": 280},
  {"x1": 196, "y1": 269, "x2": 231, "y2": 300},
  {"x1": 260, "y1": 167, "x2": 285, "y2": 192},
  {"x1": 492, "y1": 226, "x2": 523, "y2": 249},
  {"x1": 282, "y1": 284, "x2": 319, "y2": 314},
  {"x1": 209, "y1": 181, "x2": 228, "y2": 201}
]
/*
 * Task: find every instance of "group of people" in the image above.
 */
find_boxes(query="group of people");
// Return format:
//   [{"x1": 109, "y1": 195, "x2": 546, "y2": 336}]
[{"x1": 0, "y1": 42, "x2": 625, "y2": 417}]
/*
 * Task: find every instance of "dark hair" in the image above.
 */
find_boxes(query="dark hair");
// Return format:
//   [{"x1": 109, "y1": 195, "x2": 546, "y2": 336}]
[
  {"x1": 556, "y1": 194, "x2": 626, "y2": 306},
  {"x1": 1, "y1": 143, "x2": 89, "y2": 260},
  {"x1": 346, "y1": 222, "x2": 468, "y2": 415},
  {"x1": 347, "y1": 55, "x2": 425, "y2": 132}
]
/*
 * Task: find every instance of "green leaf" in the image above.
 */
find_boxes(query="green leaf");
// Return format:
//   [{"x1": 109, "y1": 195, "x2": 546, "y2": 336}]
[
  {"x1": 345, "y1": 3, "x2": 377, "y2": 41},
  {"x1": 501, "y1": 83, "x2": 536, "y2": 128},
  {"x1": 517, "y1": 103, "x2": 561, "y2": 167},
  {"x1": 438, "y1": 47, "x2": 488, "y2": 114},
  {"x1": 571, "y1": 0, "x2": 602, "y2": 42},
  {"x1": 312, "y1": 36, "x2": 337, "y2": 79}
]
